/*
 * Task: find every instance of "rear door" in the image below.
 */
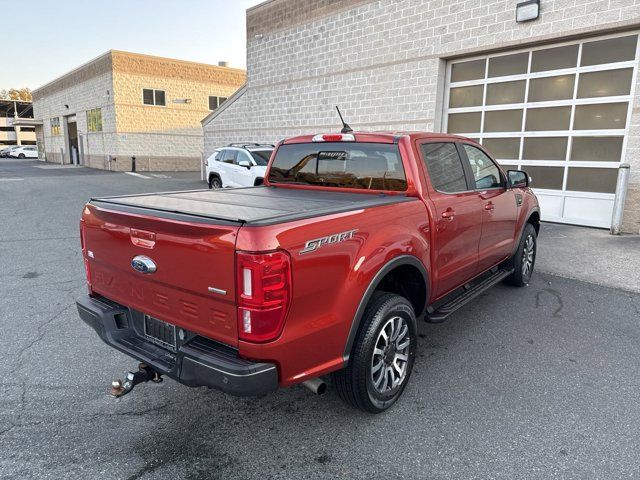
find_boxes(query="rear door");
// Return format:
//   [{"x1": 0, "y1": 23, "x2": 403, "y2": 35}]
[
  {"x1": 419, "y1": 141, "x2": 483, "y2": 298},
  {"x1": 82, "y1": 204, "x2": 240, "y2": 346},
  {"x1": 460, "y1": 143, "x2": 517, "y2": 272}
]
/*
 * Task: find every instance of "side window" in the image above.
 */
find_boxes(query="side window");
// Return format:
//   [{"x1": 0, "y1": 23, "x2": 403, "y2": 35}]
[
  {"x1": 238, "y1": 151, "x2": 252, "y2": 165},
  {"x1": 463, "y1": 145, "x2": 503, "y2": 189},
  {"x1": 222, "y1": 149, "x2": 238, "y2": 164},
  {"x1": 420, "y1": 142, "x2": 469, "y2": 193}
]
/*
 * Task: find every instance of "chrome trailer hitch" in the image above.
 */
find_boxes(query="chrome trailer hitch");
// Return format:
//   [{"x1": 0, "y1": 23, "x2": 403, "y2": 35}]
[{"x1": 109, "y1": 363, "x2": 163, "y2": 398}]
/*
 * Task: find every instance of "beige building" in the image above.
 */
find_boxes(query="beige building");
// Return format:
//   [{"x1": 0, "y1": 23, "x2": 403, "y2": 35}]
[
  {"x1": 203, "y1": 0, "x2": 640, "y2": 233},
  {"x1": 33, "y1": 50, "x2": 245, "y2": 171}
]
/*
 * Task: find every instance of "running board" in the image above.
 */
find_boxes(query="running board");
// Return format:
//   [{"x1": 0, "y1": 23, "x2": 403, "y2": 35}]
[{"x1": 426, "y1": 268, "x2": 513, "y2": 323}]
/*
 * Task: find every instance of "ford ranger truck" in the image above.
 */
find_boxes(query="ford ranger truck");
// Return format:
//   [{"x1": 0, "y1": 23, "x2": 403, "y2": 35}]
[{"x1": 76, "y1": 132, "x2": 540, "y2": 413}]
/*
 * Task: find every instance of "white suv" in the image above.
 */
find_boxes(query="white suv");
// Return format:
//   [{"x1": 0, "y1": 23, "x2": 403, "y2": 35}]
[{"x1": 205, "y1": 144, "x2": 274, "y2": 189}]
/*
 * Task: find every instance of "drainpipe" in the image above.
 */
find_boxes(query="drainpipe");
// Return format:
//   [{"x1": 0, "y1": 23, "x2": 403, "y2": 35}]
[{"x1": 610, "y1": 163, "x2": 630, "y2": 235}]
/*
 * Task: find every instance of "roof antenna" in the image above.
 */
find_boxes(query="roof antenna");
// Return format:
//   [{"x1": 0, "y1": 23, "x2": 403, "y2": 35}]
[{"x1": 335, "y1": 106, "x2": 353, "y2": 134}]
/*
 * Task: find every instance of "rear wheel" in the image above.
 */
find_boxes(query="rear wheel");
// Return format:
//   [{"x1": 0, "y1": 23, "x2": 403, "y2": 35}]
[
  {"x1": 505, "y1": 223, "x2": 537, "y2": 287},
  {"x1": 332, "y1": 292, "x2": 417, "y2": 413},
  {"x1": 208, "y1": 175, "x2": 222, "y2": 189}
]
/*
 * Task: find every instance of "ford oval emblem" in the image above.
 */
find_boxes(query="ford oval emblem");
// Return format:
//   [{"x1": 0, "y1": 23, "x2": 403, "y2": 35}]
[{"x1": 131, "y1": 255, "x2": 157, "y2": 274}]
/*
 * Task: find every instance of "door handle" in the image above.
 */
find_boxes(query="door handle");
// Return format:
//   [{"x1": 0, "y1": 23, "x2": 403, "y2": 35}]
[
  {"x1": 441, "y1": 209, "x2": 456, "y2": 220},
  {"x1": 484, "y1": 202, "x2": 495, "y2": 211}
]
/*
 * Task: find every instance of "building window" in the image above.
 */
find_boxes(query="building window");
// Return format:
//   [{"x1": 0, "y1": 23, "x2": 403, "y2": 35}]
[
  {"x1": 143, "y1": 88, "x2": 166, "y2": 106},
  {"x1": 86, "y1": 108, "x2": 103, "y2": 132},
  {"x1": 51, "y1": 117, "x2": 61, "y2": 136},
  {"x1": 209, "y1": 96, "x2": 228, "y2": 111}
]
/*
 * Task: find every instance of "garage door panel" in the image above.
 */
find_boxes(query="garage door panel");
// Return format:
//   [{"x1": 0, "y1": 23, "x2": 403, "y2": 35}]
[
  {"x1": 570, "y1": 137, "x2": 623, "y2": 162},
  {"x1": 535, "y1": 194, "x2": 564, "y2": 218},
  {"x1": 563, "y1": 197, "x2": 615, "y2": 228}
]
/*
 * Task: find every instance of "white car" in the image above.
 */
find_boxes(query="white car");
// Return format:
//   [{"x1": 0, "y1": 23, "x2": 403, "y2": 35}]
[
  {"x1": 9, "y1": 145, "x2": 38, "y2": 159},
  {"x1": 205, "y1": 143, "x2": 274, "y2": 189}
]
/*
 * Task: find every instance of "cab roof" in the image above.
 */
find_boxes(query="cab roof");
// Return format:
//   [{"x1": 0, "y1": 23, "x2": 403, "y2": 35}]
[{"x1": 281, "y1": 131, "x2": 477, "y2": 145}]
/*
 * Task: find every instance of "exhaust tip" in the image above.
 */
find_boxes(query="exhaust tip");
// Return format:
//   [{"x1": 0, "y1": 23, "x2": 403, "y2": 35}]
[
  {"x1": 302, "y1": 378, "x2": 327, "y2": 395},
  {"x1": 316, "y1": 381, "x2": 327, "y2": 395}
]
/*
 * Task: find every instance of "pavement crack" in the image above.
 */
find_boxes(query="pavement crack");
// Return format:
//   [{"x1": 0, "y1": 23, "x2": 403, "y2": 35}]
[
  {"x1": 9, "y1": 302, "x2": 76, "y2": 376},
  {"x1": 535, "y1": 288, "x2": 564, "y2": 318}
]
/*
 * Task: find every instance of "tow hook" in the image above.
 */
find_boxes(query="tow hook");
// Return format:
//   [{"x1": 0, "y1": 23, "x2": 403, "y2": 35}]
[{"x1": 109, "y1": 363, "x2": 163, "y2": 398}]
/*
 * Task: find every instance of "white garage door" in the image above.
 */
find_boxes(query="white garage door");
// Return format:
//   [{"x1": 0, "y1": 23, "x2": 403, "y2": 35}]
[{"x1": 444, "y1": 33, "x2": 639, "y2": 228}]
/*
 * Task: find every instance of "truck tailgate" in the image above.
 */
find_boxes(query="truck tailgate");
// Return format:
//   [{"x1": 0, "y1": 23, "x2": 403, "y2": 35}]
[{"x1": 82, "y1": 203, "x2": 239, "y2": 347}]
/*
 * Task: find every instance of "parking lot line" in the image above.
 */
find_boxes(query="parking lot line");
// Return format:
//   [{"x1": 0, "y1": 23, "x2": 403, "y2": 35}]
[{"x1": 124, "y1": 172, "x2": 153, "y2": 179}]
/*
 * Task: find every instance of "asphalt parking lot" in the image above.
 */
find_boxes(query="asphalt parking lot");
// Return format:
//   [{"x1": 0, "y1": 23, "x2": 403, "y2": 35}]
[{"x1": 1, "y1": 160, "x2": 640, "y2": 480}]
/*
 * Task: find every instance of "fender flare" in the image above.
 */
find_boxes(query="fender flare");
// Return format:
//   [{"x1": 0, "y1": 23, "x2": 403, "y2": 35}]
[
  {"x1": 342, "y1": 254, "x2": 429, "y2": 363},
  {"x1": 509, "y1": 207, "x2": 541, "y2": 258}
]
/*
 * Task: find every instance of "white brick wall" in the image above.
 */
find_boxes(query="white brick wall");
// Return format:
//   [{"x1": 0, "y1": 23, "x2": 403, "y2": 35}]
[{"x1": 204, "y1": 0, "x2": 640, "y2": 232}]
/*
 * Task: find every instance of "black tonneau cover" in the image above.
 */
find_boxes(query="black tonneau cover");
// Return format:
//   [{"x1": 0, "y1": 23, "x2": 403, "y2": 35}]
[{"x1": 91, "y1": 186, "x2": 416, "y2": 226}]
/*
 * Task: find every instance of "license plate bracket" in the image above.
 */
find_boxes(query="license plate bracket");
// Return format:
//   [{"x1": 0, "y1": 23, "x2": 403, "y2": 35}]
[{"x1": 143, "y1": 315, "x2": 177, "y2": 351}]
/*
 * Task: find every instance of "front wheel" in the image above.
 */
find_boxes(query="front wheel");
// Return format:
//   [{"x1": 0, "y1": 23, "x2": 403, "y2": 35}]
[
  {"x1": 208, "y1": 176, "x2": 222, "y2": 189},
  {"x1": 18, "y1": 153, "x2": 25, "y2": 159},
  {"x1": 505, "y1": 223, "x2": 537, "y2": 287},
  {"x1": 332, "y1": 292, "x2": 417, "y2": 413}
]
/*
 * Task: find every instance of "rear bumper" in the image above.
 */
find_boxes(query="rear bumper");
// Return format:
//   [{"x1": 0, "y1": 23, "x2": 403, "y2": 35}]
[{"x1": 76, "y1": 295, "x2": 278, "y2": 396}]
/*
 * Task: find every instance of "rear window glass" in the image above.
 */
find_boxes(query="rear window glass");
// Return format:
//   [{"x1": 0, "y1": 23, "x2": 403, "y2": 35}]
[
  {"x1": 268, "y1": 142, "x2": 407, "y2": 191},
  {"x1": 250, "y1": 150, "x2": 272, "y2": 166}
]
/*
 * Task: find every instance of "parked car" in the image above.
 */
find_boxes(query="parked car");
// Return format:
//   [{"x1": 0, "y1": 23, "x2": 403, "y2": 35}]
[
  {"x1": 0, "y1": 145, "x2": 19, "y2": 157},
  {"x1": 205, "y1": 143, "x2": 274, "y2": 188},
  {"x1": 76, "y1": 131, "x2": 539, "y2": 413},
  {"x1": 9, "y1": 145, "x2": 38, "y2": 159}
]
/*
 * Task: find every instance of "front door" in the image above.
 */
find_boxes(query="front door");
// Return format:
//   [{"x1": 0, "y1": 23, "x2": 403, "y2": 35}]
[
  {"x1": 233, "y1": 150, "x2": 255, "y2": 187},
  {"x1": 220, "y1": 149, "x2": 238, "y2": 187},
  {"x1": 460, "y1": 143, "x2": 517, "y2": 272},
  {"x1": 419, "y1": 141, "x2": 483, "y2": 298}
]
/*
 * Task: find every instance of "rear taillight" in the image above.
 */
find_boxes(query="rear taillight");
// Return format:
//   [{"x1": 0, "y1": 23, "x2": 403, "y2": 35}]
[
  {"x1": 236, "y1": 250, "x2": 292, "y2": 343},
  {"x1": 80, "y1": 221, "x2": 93, "y2": 294}
]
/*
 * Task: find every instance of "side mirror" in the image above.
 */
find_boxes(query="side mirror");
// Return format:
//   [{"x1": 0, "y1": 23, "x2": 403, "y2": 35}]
[
  {"x1": 507, "y1": 170, "x2": 529, "y2": 188},
  {"x1": 238, "y1": 160, "x2": 251, "y2": 169}
]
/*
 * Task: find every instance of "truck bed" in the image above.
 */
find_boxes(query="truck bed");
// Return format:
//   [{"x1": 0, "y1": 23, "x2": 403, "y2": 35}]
[{"x1": 91, "y1": 186, "x2": 416, "y2": 226}]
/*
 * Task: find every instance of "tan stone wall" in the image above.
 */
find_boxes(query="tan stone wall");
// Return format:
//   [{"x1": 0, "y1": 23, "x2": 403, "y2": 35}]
[
  {"x1": 33, "y1": 50, "x2": 246, "y2": 171},
  {"x1": 111, "y1": 51, "x2": 245, "y2": 164}
]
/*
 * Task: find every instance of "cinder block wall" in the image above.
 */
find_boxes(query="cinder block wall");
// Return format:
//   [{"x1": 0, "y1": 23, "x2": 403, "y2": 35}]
[
  {"x1": 32, "y1": 53, "x2": 117, "y2": 164},
  {"x1": 203, "y1": 0, "x2": 640, "y2": 233}
]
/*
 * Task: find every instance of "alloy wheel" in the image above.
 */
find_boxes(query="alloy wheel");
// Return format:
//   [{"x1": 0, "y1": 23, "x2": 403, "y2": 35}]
[
  {"x1": 522, "y1": 234, "x2": 535, "y2": 278},
  {"x1": 371, "y1": 316, "x2": 411, "y2": 394}
]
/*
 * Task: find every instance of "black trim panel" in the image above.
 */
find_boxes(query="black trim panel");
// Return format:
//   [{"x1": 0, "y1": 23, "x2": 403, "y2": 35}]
[{"x1": 76, "y1": 294, "x2": 278, "y2": 396}]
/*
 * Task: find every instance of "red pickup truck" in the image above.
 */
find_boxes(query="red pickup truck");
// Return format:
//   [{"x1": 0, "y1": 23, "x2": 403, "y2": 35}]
[{"x1": 77, "y1": 131, "x2": 539, "y2": 413}]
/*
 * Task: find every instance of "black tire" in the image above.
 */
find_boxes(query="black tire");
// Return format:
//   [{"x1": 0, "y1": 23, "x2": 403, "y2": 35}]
[
  {"x1": 504, "y1": 223, "x2": 537, "y2": 287},
  {"x1": 332, "y1": 292, "x2": 417, "y2": 413},
  {"x1": 208, "y1": 175, "x2": 222, "y2": 189},
  {"x1": 18, "y1": 153, "x2": 25, "y2": 159}
]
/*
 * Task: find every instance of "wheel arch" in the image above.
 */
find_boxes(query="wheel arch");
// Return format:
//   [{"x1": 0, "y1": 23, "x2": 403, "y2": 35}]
[
  {"x1": 527, "y1": 210, "x2": 540, "y2": 235},
  {"x1": 342, "y1": 255, "x2": 429, "y2": 363}
]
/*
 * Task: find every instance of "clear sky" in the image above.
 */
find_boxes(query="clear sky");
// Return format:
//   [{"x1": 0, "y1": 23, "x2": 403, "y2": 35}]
[{"x1": 1, "y1": 0, "x2": 263, "y2": 90}]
